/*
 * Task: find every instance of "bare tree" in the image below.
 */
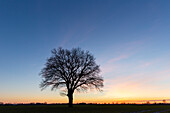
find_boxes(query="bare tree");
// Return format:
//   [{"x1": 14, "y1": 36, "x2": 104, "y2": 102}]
[{"x1": 40, "y1": 47, "x2": 103, "y2": 107}]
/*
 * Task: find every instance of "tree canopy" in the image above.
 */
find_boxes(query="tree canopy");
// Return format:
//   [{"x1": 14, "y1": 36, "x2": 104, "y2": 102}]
[{"x1": 40, "y1": 47, "x2": 103, "y2": 107}]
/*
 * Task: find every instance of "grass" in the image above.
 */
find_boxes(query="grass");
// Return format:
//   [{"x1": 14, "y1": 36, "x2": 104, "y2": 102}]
[{"x1": 1, "y1": 104, "x2": 170, "y2": 113}]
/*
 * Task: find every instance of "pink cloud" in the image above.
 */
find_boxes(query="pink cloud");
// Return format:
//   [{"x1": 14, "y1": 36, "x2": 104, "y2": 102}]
[
  {"x1": 103, "y1": 75, "x2": 170, "y2": 99},
  {"x1": 101, "y1": 64, "x2": 118, "y2": 75},
  {"x1": 103, "y1": 68, "x2": 170, "y2": 98},
  {"x1": 106, "y1": 40, "x2": 146, "y2": 63},
  {"x1": 139, "y1": 62, "x2": 152, "y2": 68},
  {"x1": 59, "y1": 30, "x2": 76, "y2": 47},
  {"x1": 108, "y1": 55, "x2": 129, "y2": 63},
  {"x1": 138, "y1": 58, "x2": 161, "y2": 68}
]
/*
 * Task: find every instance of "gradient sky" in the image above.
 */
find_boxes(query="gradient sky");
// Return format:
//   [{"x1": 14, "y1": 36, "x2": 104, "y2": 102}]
[{"x1": 1, "y1": 0, "x2": 170, "y2": 104}]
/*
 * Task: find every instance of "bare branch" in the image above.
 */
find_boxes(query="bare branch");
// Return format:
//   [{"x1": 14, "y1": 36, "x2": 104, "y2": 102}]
[{"x1": 40, "y1": 47, "x2": 104, "y2": 107}]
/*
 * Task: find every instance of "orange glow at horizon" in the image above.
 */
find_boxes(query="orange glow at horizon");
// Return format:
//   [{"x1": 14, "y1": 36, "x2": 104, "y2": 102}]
[
  {"x1": 2, "y1": 71, "x2": 170, "y2": 104},
  {"x1": 1, "y1": 96, "x2": 170, "y2": 104}
]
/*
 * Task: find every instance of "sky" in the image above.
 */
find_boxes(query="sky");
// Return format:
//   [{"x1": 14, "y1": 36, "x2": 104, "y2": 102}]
[{"x1": 0, "y1": 0, "x2": 170, "y2": 104}]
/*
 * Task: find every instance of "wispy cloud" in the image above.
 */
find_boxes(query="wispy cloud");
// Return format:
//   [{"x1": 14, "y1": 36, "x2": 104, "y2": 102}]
[
  {"x1": 108, "y1": 55, "x2": 129, "y2": 63},
  {"x1": 139, "y1": 62, "x2": 152, "y2": 68},
  {"x1": 59, "y1": 29, "x2": 77, "y2": 47},
  {"x1": 101, "y1": 63, "x2": 118, "y2": 75},
  {"x1": 100, "y1": 40, "x2": 145, "y2": 75},
  {"x1": 102, "y1": 68, "x2": 170, "y2": 101}
]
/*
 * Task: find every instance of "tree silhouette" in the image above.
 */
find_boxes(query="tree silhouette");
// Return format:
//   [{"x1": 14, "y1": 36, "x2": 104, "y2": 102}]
[{"x1": 40, "y1": 47, "x2": 103, "y2": 107}]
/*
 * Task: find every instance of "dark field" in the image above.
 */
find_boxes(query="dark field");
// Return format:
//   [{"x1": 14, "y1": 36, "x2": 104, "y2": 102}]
[{"x1": 1, "y1": 105, "x2": 170, "y2": 113}]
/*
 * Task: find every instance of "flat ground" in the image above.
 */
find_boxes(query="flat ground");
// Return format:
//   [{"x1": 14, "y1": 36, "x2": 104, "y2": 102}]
[{"x1": 1, "y1": 105, "x2": 170, "y2": 113}]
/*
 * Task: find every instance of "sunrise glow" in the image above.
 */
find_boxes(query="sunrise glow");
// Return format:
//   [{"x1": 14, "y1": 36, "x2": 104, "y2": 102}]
[{"x1": 1, "y1": 0, "x2": 170, "y2": 105}]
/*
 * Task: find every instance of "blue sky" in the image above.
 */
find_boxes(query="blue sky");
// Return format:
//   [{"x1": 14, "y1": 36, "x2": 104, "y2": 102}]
[{"x1": 0, "y1": 0, "x2": 170, "y2": 103}]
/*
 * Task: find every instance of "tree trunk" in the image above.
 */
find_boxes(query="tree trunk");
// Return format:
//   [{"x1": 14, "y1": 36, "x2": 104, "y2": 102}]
[{"x1": 68, "y1": 93, "x2": 73, "y2": 107}]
